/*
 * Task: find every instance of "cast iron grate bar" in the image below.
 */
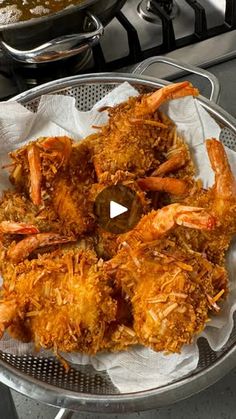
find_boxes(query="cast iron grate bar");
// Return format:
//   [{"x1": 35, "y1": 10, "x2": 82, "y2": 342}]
[
  {"x1": 149, "y1": 0, "x2": 176, "y2": 50},
  {"x1": 116, "y1": 11, "x2": 142, "y2": 62},
  {"x1": 185, "y1": 0, "x2": 207, "y2": 38},
  {"x1": 92, "y1": 43, "x2": 107, "y2": 72},
  {"x1": 225, "y1": 0, "x2": 236, "y2": 27}
]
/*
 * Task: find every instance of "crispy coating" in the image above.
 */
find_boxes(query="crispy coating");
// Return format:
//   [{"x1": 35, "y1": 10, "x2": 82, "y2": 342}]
[
  {"x1": 94, "y1": 227, "x2": 119, "y2": 260},
  {"x1": 8, "y1": 138, "x2": 96, "y2": 237},
  {"x1": 85, "y1": 81, "x2": 199, "y2": 182},
  {"x1": 0, "y1": 247, "x2": 117, "y2": 354},
  {"x1": 174, "y1": 140, "x2": 236, "y2": 265},
  {"x1": 9, "y1": 136, "x2": 73, "y2": 199},
  {"x1": 0, "y1": 90, "x2": 235, "y2": 361},
  {"x1": 87, "y1": 98, "x2": 195, "y2": 182},
  {"x1": 46, "y1": 142, "x2": 96, "y2": 236},
  {"x1": 101, "y1": 289, "x2": 137, "y2": 351},
  {"x1": 107, "y1": 241, "x2": 227, "y2": 353},
  {"x1": 52, "y1": 176, "x2": 95, "y2": 236},
  {"x1": 0, "y1": 190, "x2": 62, "y2": 233},
  {"x1": 87, "y1": 99, "x2": 168, "y2": 179}
]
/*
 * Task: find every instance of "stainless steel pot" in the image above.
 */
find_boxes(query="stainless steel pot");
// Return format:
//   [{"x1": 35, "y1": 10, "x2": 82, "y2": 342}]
[
  {"x1": 0, "y1": 58, "x2": 235, "y2": 416},
  {"x1": 0, "y1": 0, "x2": 126, "y2": 63}
]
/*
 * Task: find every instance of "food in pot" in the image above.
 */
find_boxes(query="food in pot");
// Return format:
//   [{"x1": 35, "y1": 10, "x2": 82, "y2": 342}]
[{"x1": 0, "y1": 0, "x2": 85, "y2": 24}]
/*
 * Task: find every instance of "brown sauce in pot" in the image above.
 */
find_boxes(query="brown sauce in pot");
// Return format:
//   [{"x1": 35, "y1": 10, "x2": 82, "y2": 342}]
[{"x1": 0, "y1": 0, "x2": 85, "y2": 24}]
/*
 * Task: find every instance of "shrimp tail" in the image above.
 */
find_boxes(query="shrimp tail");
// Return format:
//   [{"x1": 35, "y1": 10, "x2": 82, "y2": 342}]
[
  {"x1": 138, "y1": 177, "x2": 189, "y2": 195},
  {"x1": 119, "y1": 203, "x2": 216, "y2": 247},
  {"x1": 7, "y1": 233, "x2": 75, "y2": 263},
  {"x1": 0, "y1": 221, "x2": 39, "y2": 235},
  {"x1": 137, "y1": 82, "x2": 199, "y2": 116},
  {"x1": 206, "y1": 138, "x2": 236, "y2": 215},
  {"x1": 28, "y1": 144, "x2": 42, "y2": 206}
]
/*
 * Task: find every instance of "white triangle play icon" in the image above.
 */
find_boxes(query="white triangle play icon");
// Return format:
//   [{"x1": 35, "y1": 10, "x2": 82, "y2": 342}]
[{"x1": 110, "y1": 200, "x2": 128, "y2": 219}]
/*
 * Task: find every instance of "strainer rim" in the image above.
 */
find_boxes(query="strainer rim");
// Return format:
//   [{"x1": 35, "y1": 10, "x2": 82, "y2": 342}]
[{"x1": 1, "y1": 72, "x2": 236, "y2": 412}]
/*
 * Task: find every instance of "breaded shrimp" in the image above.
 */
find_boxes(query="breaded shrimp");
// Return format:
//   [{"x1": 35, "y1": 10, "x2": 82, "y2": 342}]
[
  {"x1": 86, "y1": 82, "x2": 198, "y2": 182},
  {"x1": 0, "y1": 247, "x2": 117, "y2": 354}
]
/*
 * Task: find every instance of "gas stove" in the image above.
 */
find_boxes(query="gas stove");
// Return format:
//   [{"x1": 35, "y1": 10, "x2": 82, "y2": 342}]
[
  {"x1": 100, "y1": 0, "x2": 233, "y2": 68},
  {"x1": 0, "y1": 0, "x2": 236, "y2": 100}
]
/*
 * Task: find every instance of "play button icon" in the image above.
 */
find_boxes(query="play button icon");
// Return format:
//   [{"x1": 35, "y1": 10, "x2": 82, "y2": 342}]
[
  {"x1": 94, "y1": 184, "x2": 143, "y2": 234},
  {"x1": 110, "y1": 201, "x2": 128, "y2": 219}
]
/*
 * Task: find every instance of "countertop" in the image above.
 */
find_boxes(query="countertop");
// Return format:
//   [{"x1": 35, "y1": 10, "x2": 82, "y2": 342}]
[{"x1": 3, "y1": 58, "x2": 236, "y2": 418}]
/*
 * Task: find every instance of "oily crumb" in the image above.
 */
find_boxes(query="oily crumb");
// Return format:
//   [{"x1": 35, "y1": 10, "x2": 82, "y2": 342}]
[{"x1": 0, "y1": 5, "x2": 22, "y2": 24}]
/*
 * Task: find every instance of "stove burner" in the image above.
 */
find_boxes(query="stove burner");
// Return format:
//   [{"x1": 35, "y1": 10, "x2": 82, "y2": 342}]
[{"x1": 138, "y1": 0, "x2": 179, "y2": 24}]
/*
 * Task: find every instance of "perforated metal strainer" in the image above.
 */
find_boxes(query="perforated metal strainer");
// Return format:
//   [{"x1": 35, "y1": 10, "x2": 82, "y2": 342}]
[{"x1": 1, "y1": 58, "x2": 236, "y2": 414}]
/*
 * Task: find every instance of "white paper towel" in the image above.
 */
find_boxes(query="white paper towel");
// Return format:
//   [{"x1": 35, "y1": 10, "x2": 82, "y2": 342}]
[{"x1": 0, "y1": 82, "x2": 235, "y2": 393}]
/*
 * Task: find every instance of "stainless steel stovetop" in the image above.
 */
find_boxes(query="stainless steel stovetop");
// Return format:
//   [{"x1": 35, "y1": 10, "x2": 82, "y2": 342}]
[{"x1": 101, "y1": 0, "x2": 227, "y2": 62}]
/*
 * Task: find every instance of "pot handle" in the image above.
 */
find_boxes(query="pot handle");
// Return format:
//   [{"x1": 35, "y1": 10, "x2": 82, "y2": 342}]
[
  {"x1": 0, "y1": 12, "x2": 104, "y2": 64},
  {"x1": 132, "y1": 56, "x2": 220, "y2": 103}
]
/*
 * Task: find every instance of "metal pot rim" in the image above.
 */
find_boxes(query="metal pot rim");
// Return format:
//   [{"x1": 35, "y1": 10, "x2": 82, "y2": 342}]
[{"x1": 3, "y1": 72, "x2": 236, "y2": 413}]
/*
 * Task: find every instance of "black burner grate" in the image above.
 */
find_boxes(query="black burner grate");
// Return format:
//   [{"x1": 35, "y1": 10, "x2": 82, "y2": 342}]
[{"x1": 92, "y1": 0, "x2": 236, "y2": 71}]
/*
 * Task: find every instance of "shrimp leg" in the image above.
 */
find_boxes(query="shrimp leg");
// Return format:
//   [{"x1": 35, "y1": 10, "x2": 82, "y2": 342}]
[{"x1": 151, "y1": 149, "x2": 188, "y2": 177}]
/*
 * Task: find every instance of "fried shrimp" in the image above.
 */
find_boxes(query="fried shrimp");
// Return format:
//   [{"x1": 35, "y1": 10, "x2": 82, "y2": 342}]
[
  {"x1": 0, "y1": 247, "x2": 117, "y2": 354},
  {"x1": 0, "y1": 190, "x2": 62, "y2": 233},
  {"x1": 86, "y1": 82, "x2": 198, "y2": 182},
  {"x1": 106, "y1": 206, "x2": 226, "y2": 353},
  {"x1": 104, "y1": 139, "x2": 236, "y2": 353},
  {"x1": 7, "y1": 137, "x2": 96, "y2": 236},
  {"x1": 173, "y1": 139, "x2": 236, "y2": 265},
  {"x1": 9, "y1": 136, "x2": 73, "y2": 205},
  {"x1": 107, "y1": 241, "x2": 227, "y2": 353},
  {"x1": 117, "y1": 203, "x2": 215, "y2": 249},
  {"x1": 0, "y1": 83, "x2": 234, "y2": 361}
]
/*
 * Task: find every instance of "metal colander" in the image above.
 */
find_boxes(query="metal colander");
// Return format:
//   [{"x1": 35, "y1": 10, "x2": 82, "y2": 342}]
[{"x1": 1, "y1": 59, "x2": 236, "y2": 413}]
